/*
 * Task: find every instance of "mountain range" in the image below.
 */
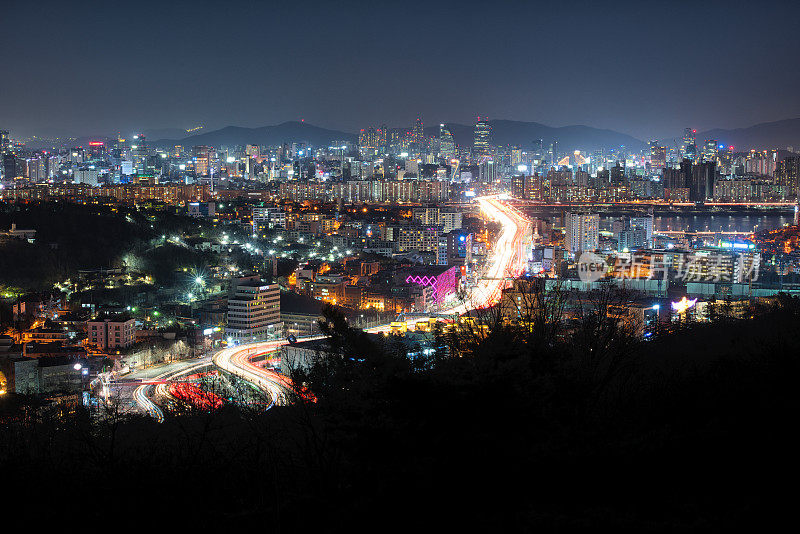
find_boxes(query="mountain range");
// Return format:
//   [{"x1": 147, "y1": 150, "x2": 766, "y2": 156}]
[
  {"x1": 694, "y1": 118, "x2": 800, "y2": 151},
  {"x1": 151, "y1": 119, "x2": 646, "y2": 152},
  {"x1": 424, "y1": 120, "x2": 646, "y2": 152},
  {"x1": 154, "y1": 118, "x2": 800, "y2": 153},
  {"x1": 22, "y1": 118, "x2": 800, "y2": 154},
  {"x1": 153, "y1": 122, "x2": 357, "y2": 149}
]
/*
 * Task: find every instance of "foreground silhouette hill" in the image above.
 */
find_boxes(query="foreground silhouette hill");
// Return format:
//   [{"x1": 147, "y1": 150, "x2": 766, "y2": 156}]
[{"x1": 2, "y1": 299, "x2": 798, "y2": 531}]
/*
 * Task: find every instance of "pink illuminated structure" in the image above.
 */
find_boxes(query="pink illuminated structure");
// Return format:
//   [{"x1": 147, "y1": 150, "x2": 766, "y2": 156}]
[{"x1": 405, "y1": 266, "x2": 458, "y2": 306}]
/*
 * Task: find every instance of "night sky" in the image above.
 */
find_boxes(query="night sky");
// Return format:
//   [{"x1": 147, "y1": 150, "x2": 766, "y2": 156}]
[{"x1": 3, "y1": 0, "x2": 799, "y2": 139}]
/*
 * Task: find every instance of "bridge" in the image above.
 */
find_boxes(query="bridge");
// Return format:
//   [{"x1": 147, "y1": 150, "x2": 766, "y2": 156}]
[
  {"x1": 511, "y1": 200, "x2": 795, "y2": 209},
  {"x1": 655, "y1": 230, "x2": 754, "y2": 237}
]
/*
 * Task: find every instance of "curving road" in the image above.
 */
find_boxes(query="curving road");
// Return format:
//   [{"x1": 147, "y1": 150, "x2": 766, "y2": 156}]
[
  {"x1": 133, "y1": 384, "x2": 164, "y2": 423},
  {"x1": 213, "y1": 341, "x2": 297, "y2": 408},
  {"x1": 446, "y1": 196, "x2": 530, "y2": 313},
  {"x1": 129, "y1": 358, "x2": 214, "y2": 421},
  {"x1": 213, "y1": 197, "x2": 529, "y2": 399}
]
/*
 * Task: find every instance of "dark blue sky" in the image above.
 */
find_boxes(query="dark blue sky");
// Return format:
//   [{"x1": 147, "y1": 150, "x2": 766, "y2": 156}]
[{"x1": 3, "y1": 0, "x2": 799, "y2": 140}]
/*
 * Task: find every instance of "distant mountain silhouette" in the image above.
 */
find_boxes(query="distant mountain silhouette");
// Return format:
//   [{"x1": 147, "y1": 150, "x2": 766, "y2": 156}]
[
  {"x1": 28, "y1": 117, "x2": 798, "y2": 153},
  {"x1": 696, "y1": 118, "x2": 800, "y2": 151},
  {"x1": 154, "y1": 121, "x2": 356, "y2": 148},
  {"x1": 426, "y1": 119, "x2": 645, "y2": 152}
]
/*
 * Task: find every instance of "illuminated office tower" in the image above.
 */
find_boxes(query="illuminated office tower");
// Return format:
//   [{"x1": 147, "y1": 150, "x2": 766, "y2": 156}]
[
  {"x1": 549, "y1": 140, "x2": 559, "y2": 166},
  {"x1": 226, "y1": 276, "x2": 282, "y2": 342},
  {"x1": 702, "y1": 139, "x2": 718, "y2": 163},
  {"x1": 649, "y1": 140, "x2": 666, "y2": 171},
  {"x1": 88, "y1": 141, "x2": 106, "y2": 159},
  {"x1": 407, "y1": 115, "x2": 424, "y2": 156},
  {"x1": 412, "y1": 115, "x2": 424, "y2": 145},
  {"x1": 131, "y1": 134, "x2": 149, "y2": 175},
  {"x1": 681, "y1": 128, "x2": 697, "y2": 161},
  {"x1": 193, "y1": 145, "x2": 213, "y2": 176},
  {"x1": 473, "y1": 117, "x2": 492, "y2": 161},
  {"x1": 0, "y1": 130, "x2": 9, "y2": 154},
  {"x1": 439, "y1": 124, "x2": 456, "y2": 160}
]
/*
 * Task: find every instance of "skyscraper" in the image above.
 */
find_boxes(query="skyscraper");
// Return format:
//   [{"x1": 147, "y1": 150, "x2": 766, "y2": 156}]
[
  {"x1": 378, "y1": 124, "x2": 387, "y2": 153},
  {"x1": 413, "y1": 115, "x2": 423, "y2": 145},
  {"x1": 473, "y1": 117, "x2": 492, "y2": 161},
  {"x1": 439, "y1": 124, "x2": 455, "y2": 160},
  {"x1": 193, "y1": 145, "x2": 213, "y2": 176},
  {"x1": 0, "y1": 130, "x2": 9, "y2": 155},
  {"x1": 702, "y1": 139, "x2": 718, "y2": 163},
  {"x1": 690, "y1": 161, "x2": 716, "y2": 202},
  {"x1": 649, "y1": 140, "x2": 666, "y2": 171},
  {"x1": 564, "y1": 212, "x2": 600, "y2": 254},
  {"x1": 131, "y1": 134, "x2": 149, "y2": 175},
  {"x1": 681, "y1": 128, "x2": 697, "y2": 161},
  {"x1": 359, "y1": 126, "x2": 384, "y2": 157},
  {"x1": 511, "y1": 146, "x2": 523, "y2": 166}
]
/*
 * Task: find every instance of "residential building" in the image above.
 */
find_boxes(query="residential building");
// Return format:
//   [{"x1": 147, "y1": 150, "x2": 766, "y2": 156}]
[
  {"x1": 87, "y1": 314, "x2": 136, "y2": 350},
  {"x1": 564, "y1": 212, "x2": 599, "y2": 254}
]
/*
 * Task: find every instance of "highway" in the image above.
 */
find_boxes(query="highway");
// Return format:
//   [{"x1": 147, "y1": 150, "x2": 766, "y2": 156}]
[
  {"x1": 133, "y1": 384, "x2": 164, "y2": 423},
  {"x1": 125, "y1": 197, "x2": 530, "y2": 416},
  {"x1": 213, "y1": 196, "x2": 530, "y2": 402},
  {"x1": 213, "y1": 342, "x2": 288, "y2": 408},
  {"x1": 445, "y1": 196, "x2": 530, "y2": 313},
  {"x1": 125, "y1": 357, "x2": 214, "y2": 421}
]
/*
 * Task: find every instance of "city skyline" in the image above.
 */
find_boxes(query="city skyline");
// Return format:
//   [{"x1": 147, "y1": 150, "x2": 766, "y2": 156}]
[{"x1": 3, "y1": 0, "x2": 799, "y2": 139}]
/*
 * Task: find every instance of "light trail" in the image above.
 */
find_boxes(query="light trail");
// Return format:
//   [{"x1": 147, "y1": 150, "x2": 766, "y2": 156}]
[
  {"x1": 213, "y1": 340, "x2": 308, "y2": 408},
  {"x1": 212, "y1": 197, "x2": 530, "y2": 398},
  {"x1": 444, "y1": 196, "x2": 530, "y2": 313},
  {"x1": 132, "y1": 360, "x2": 213, "y2": 421},
  {"x1": 133, "y1": 384, "x2": 164, "y2": 423}
]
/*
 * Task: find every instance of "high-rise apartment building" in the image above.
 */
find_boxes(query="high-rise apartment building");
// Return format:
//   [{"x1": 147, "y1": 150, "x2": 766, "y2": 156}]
[
  {"x1": 776, "y1": 156, "x2": 800, "y2": 195},
  {"x1": 564, "y1": 212, "x2": 599, "y2": 254},
  {"x1": 441, "y1": 210, "x2": 463, "y2": 233},
  {"x1": 252, "y1": 206, "x2": 286, "y2": 234},
  {"x1": 359, "y1": 127, "x2": 381, "y2": 157}
]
